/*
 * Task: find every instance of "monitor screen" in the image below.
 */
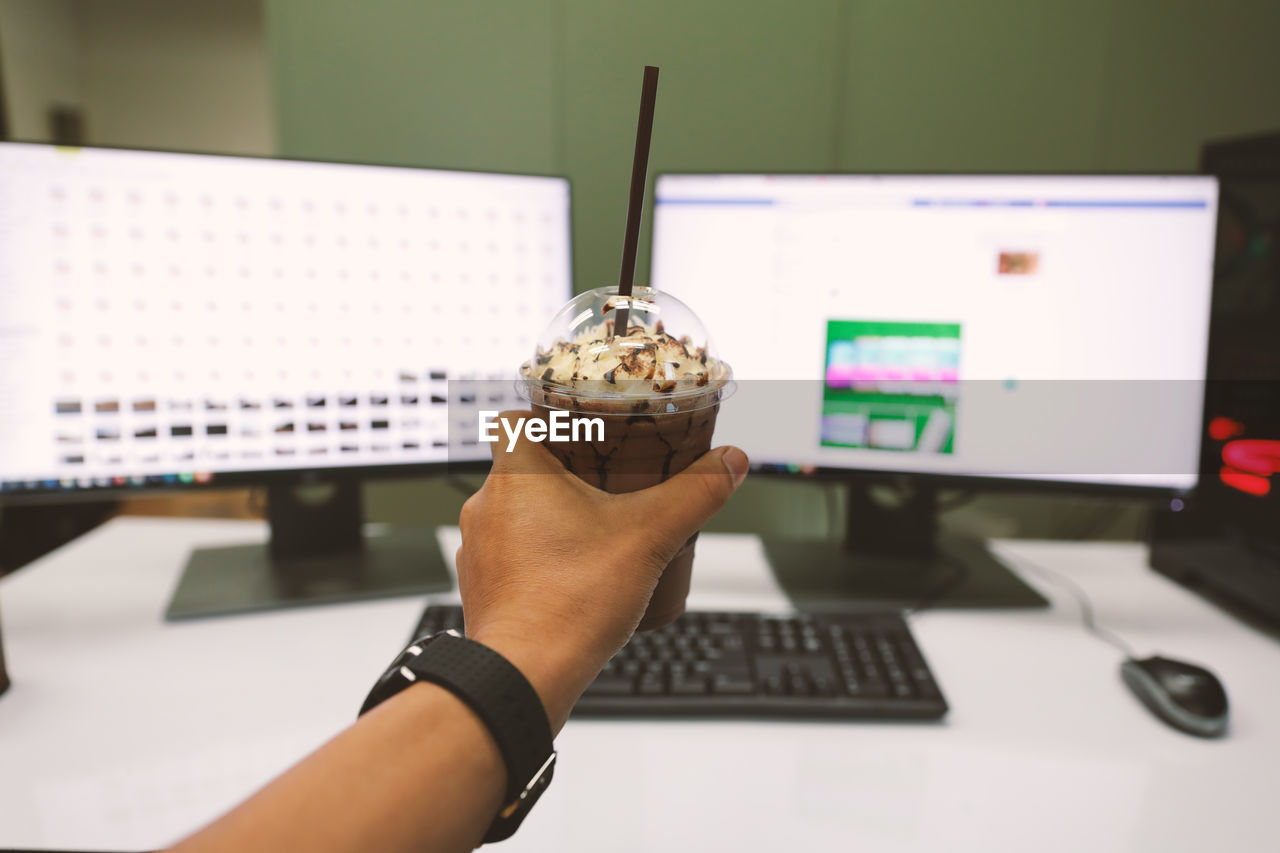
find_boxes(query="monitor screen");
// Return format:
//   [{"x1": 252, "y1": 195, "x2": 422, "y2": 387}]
[
  {"x1": 652, "y1": 174, "x2": 1219, "y2": 492},
  {"x1": 0, "y1": 143, "x2": 571, "y2": 497}
]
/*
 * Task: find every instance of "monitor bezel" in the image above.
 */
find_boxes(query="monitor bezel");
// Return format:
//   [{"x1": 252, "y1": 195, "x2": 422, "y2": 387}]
[
  {"x1": 0, "y1": 140, "x2": 573, "y2": 505},
  {"x1": 651, "y1": 169, "x2": 1220, "y2": 500}
]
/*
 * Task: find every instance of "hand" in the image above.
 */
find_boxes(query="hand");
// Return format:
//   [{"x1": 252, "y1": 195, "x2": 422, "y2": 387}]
[{"x1": 456, "y1": 410, "x2": 748, "y2": 727}]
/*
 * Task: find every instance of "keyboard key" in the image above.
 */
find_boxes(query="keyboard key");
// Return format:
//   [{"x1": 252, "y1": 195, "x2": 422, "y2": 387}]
[
  {"x1": 671, "y1": 676, "x2": 709, "y2": 695},
  {"x1": 861, "y1": 680, "x2": 888, "y2": 697},
  {"x1": 712, "y1": 674, "x2": 755, "y2": 695},
  {"x1": 637, "y1": 674, "x2": 665, "y2": 695},
  {"x1": 812, "y1": 676, "x2": 836, "y2": 697},
  {"x1": 589, "y1": 675, "x2": 635, "y2": 696}
]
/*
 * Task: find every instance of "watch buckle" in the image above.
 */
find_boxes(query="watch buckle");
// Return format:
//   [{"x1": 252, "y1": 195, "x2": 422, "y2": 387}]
[{"x1": 499, "y1": 751, "x2": 557, "y2": 819}]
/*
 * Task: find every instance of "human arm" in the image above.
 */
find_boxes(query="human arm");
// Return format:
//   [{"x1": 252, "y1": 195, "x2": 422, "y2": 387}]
[{"x1": 170, "y1": 414, "x2": 748, "y2": 853}]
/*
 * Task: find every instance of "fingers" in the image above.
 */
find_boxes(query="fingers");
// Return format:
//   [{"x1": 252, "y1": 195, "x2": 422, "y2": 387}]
[
  {"x1": 486, "y1": 410, "x2": 565, "y2": 474},
  {"x1": 639, "y1": 446, "x2": 749, "y2": 543}
]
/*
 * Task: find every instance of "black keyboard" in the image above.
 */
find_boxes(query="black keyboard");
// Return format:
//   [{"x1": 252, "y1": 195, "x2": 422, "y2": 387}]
[{"x1": 411, "y1": 605, "x2": 948, "y2": 721}]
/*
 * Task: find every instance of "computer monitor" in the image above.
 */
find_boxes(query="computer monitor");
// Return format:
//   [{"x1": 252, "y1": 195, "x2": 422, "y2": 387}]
[
  {"x1": 653, "y1": 173, "x2": 1219, "y2": 609},
  {"x1": 0, "y1": 142, "x2": 572, "y2": 616}
]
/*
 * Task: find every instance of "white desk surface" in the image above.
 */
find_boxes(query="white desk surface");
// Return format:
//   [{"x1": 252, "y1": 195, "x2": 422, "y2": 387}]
[{"x1": 1, "y1": 517, "x2": 1277, "y2": 852}]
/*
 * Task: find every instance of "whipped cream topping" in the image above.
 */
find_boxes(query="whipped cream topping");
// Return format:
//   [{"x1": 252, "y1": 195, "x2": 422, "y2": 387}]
[{"x1": 530, "y1": 319, "x2": 724, "y2": 396}]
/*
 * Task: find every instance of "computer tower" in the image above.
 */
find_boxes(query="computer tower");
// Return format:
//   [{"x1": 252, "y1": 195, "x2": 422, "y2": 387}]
[{"x1": 1150, "y1": 130, "x2": 1280, "y2": 625}]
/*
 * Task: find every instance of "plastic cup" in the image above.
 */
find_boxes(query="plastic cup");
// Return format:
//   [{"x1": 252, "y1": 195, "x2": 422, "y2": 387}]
[{"x1": 518, "y1": 286, "x2": 733, "y2": 630}]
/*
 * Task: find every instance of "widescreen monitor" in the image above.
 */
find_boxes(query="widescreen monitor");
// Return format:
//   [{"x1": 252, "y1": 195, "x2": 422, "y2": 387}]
[
  {"x1": 0, "y1": 142, "x2": 571, "y2": 499},
  {"x1": 0, "y1": 142, "x2": 572, "y2": 617},
  {"x1": 653, "y1": 173, "x2": 1219, "y2": 494},
  {"x1": 652, "y1": 173, "x2": 1219, "y2": 609}
]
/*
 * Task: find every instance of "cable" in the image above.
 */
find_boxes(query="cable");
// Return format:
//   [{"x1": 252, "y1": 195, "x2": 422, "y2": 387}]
[
  {"x1": 246, "y1": 487, "x2": 267, "y2": 518},
  {"x1": 897, "y1": 490, "x2": 979, "y2": 614},
  {"x1": 900, "y1": 552, "x2": 971, "y2": 616},
  {"x1": 1009, "y1": 554, "x2": 1138, "y2": 658},
  {"x1": 823, "y1": 482, "x2": 842, "y2": 538},
  {"x1": 1068, "y1": 501, "x2": 1125, "y2": 541},
  {"x1": 447, "y1": 476, "x2": 482, "y2": 498},
  {"x1": 936, "y1": 490, "x2": 978, "y2": 512}
]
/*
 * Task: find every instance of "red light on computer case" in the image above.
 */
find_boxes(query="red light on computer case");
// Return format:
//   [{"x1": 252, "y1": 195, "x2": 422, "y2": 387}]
[
  {"x1": 1218, "y1": 439, "x2": 1280, "y2": 498},
  {"x1": 1223, "y1": 439, "x2": 1280, "y2": 477},
  {"x1": 1208, "y1": 416, "x2": 1246, "y2": 441},
  {"x1": 1220, "y1": 466, "x2": 1271, "y2": 497}
]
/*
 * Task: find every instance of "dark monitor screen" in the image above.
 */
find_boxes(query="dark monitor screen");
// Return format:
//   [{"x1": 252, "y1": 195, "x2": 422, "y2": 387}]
[
  {"x1": 0, "y1": 143, "x2": 572, "y2": 499},
  {"x1": 652, "y1": 173, "x2": 1219, "y2": 494}
]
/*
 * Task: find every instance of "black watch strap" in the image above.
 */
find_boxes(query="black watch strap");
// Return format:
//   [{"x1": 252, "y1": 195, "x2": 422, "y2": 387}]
[{"x1": 359, "y1": 630, "x2": 556, "y2": 844}]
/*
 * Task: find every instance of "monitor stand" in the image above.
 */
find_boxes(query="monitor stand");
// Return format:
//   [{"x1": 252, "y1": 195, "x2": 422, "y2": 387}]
[
  {"x1": 763, "y1": 481, "x2": 1049, "y2": 611},
  {"x1": 0, "y1": 609, "x2": 10, "y2": 697},
  {"x1": 164, "y1": 479, "x2": 453, "y2": 620}
]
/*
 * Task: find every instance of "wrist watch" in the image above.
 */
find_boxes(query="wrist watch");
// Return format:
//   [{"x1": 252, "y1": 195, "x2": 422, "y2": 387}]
[{"x1": 360, "y1": 629, "x2": 557, "y2": 844}]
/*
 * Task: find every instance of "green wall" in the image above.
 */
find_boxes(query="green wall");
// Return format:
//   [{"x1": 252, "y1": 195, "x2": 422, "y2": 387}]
[
  {"x1": 265, "y1": 0, "x2": 1279, "y2": 290},
  {"x1": 263, "y1": 0, "x2": 1277, "y2": 538}
]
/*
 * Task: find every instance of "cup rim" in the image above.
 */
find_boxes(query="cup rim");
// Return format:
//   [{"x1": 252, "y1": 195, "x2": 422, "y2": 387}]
[{"x1": 515, "y1": 365, "x2": 735, "y2": 414}]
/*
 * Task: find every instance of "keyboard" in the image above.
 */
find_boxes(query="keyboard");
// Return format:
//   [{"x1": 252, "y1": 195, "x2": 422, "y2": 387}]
[{"x1": 411, "y1": 605, "x2": 948, "y2": 721}]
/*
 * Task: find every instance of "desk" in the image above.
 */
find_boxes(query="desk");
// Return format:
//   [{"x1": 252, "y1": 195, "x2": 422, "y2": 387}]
[{"x1": 1, "y1": 518, "x2": 1277, "y2": 852}]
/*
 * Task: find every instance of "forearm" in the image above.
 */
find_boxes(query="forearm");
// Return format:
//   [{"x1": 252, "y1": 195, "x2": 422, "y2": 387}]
[
  {"x1": 171, "y1": 681, "x2": 507, "y2": 853},
  {"x1": 169, "y1": 633, "x2": 604, "y2": 853},
  {"x1": 168, "y1": 681, "x2": 504, "y2": 853}
]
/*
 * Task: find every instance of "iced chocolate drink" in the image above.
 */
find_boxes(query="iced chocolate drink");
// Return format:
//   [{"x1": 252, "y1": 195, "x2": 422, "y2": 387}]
[{"x1": 519, "y1": 286, "x2": 733, "y2": 630}]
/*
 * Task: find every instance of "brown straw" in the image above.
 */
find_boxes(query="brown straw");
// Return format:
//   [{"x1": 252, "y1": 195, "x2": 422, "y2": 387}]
[{"x1": 612, "y1": 65, "x2": 659, "y2": 337}]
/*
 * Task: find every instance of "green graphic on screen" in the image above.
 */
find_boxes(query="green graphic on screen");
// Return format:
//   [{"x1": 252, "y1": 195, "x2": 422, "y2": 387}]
[{"x1": 821, "y1": 319, "x2": 962, "y2": 454}]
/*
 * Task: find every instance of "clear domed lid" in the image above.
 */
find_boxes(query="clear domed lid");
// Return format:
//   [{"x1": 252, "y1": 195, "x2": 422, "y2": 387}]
[
  {"x1": 517, "y1": 285, "x2": 732, "y2": 412},
  {"x1": 535, "y1": 285, "x2": 717, "y2": 364}
]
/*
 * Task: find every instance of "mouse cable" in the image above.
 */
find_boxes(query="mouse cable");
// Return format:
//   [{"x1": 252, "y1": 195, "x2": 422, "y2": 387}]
[
  {"x1": 1008, "y1": 554, "x2": 1138, "y2": 659},
  {"x1": 447, "y1": 475, "x2": 482, "y2": 498},
  {"x1": 900, "y1": 550, "x2": 971, "y2": 616}
]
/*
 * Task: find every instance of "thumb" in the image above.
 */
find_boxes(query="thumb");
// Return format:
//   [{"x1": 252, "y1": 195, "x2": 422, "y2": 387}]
[{"x1": 640, "y1": 446, "x2": 749, "y2": 543}]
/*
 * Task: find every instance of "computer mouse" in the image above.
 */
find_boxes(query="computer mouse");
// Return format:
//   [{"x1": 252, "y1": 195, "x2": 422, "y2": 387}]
[{"x1": 1120, "y1": 656, "x2": 1229, "y2": 738}]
